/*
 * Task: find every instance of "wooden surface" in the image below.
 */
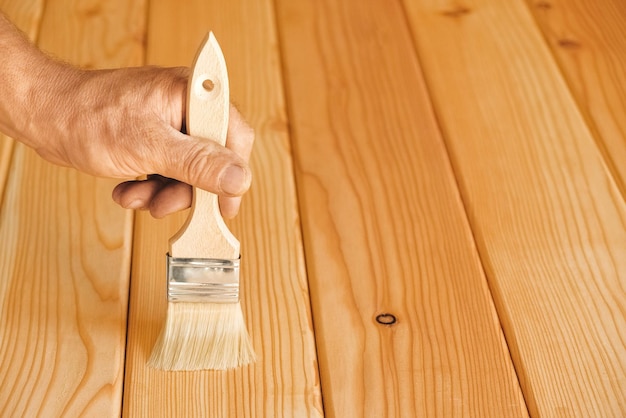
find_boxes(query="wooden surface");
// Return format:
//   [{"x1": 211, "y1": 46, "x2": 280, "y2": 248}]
[
  {"x1": 122, "y1": 0, "x2": 322, "y2": 417},
  {"x1": 528, "y1": 0, "x2": 626, "y2": 197},
  {"x1": 0, "y1": 0, "x2": 624, "y2": 417},
  {"x1": 0, "y1": 0, "x2": 137, "y2": 416},
  {"x1": 402, "y1": 0, "x2": 626, "y2": 416},
  {"x1": 275, "y1": 0, "x2": 526, "y2": 417},
  {"x1": 0, "y1": 135, "x2": 12, "y2": 200}
]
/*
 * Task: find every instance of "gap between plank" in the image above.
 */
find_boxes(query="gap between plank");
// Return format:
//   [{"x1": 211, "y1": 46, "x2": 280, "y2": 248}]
[
  {"x1": 521, "y1": 0, "x2": 626, "y2": 201},
  {"x1": 268, "y1": 0, "x2": 327, "y2": 415},
  {"x1": 394, "y1": 0, "x2": 533, "y2": 415}
]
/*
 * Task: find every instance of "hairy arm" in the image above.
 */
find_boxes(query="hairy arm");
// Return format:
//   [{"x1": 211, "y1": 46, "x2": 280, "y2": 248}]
[{"x1": 0, "y1": 12, "x2": 50, "y2": 147}]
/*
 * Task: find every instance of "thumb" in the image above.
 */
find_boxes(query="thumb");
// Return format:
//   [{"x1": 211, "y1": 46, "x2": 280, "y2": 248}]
[{"x1": 151, "y1": 128, "x2": 252, "y2": 196}]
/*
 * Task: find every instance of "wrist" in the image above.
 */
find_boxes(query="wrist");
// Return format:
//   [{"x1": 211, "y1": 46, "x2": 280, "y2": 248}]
[
  {"x1": 0, "y1": 14, "x2": 38, "y2": 143},
  {"x1": 26, "y1": 61, "x2": 84, "y2": 151},
  {"x1": 0, "y1": 13, "x2": 81, "y2": 152}
]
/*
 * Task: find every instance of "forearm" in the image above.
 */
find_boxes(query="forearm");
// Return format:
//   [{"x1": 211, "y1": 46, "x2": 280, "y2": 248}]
[{"x1": 0, "y1": 12, "x2": 74, "y2": 149}]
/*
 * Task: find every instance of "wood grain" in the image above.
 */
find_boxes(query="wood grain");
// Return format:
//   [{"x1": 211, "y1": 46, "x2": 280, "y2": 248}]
[
  {"x1": 3, "y1": 0, "x2": 623, "y2": 415},
  {"x1": 402, "y1": 0, "x2": 626, "y2": 416},
  {"x1": 0, "y1": 0, "x2": 44, "y2": 39},
  {"x1": 527, "y1": 0, "x2": 626, "y2": 197},
  {"x1": 0, "y1": 0, "x2": 142, "y2": 415},
  {"x1": 274, "y1": 0, "x2": 528, "y2": 417},
  {"x1": 122, "y1": 0, "x2": 322, "y2": 416},
  {"x1": 0, "y1": 136, "x2": 13, "y2": 204}
]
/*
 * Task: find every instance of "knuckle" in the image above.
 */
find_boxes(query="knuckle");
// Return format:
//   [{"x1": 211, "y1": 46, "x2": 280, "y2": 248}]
[{"x1": 180, "y1": 143, "x2": 228, "y2": 190}]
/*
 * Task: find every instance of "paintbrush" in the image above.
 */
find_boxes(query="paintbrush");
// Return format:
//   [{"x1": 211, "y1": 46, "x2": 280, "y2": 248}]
[{"x1": 148, "y1": 32, "x2": 255, "y2": 371}]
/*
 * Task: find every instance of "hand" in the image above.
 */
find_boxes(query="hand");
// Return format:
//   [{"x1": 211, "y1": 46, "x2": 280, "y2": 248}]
[{"x1": 26, "y1": 65, "x2": 254, "y2": 218}]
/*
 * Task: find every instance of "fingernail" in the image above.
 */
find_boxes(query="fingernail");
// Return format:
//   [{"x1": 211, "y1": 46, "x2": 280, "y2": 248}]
[{"x1": 220, "y1": 165, "x2": 248, "y2": 195}]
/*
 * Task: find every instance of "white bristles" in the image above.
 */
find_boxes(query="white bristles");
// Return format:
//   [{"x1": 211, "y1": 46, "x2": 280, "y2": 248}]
[{"x1": 148, "y1": 302, "x2": 255, "y2": 371}]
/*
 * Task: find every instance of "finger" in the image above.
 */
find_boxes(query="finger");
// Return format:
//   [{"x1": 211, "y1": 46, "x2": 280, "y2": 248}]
[
  {"x1": 163, "y1": 67, "x2": 190, "y2": 131},
  {"x1": 148, "y1": 181, "x2": 193, "y2": 218},
  {"x1": 152, "y1": 126, "x2": 252, "y2": 197},
  {"x1": 219, "y1": 195, "x2": 242, "y2": 219},
  {"x1": 112, "y1": 176, "x2": 168, "y2": 209},
  {"x1": 227, "y1": 104, "x2": 255, "y2": 162}
]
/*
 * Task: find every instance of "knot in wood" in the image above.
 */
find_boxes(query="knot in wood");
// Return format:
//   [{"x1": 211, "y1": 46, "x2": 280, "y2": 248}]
[
  {"x1": 535, "y1": 1, "x2": 552, "y2": 10},
  {"x1": 441, "y1": 6, "x2": 471, "y2": 18},
  {"x1": 558, "y1": 39, "x2": 581, "y2": 50},
  {"x1": 375, "y1": 313, "x2": 397, "y2": 326}
]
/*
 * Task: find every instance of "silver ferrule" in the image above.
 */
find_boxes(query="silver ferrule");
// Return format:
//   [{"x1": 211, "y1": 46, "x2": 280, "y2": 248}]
[{"x1": 167, "y1": 254, "x2": 240, "y2": 303}]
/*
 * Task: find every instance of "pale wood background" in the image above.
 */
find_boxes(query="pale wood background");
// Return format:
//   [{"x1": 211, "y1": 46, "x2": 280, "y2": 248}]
[{"x1": 0, "y1": 0, "x2": 624, "y2": 417}]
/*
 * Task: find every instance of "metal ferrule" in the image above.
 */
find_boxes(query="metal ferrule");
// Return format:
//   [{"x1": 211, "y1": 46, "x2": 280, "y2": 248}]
[{"x1": 167, "y1": 254, "x2": 240, "y2": 303}]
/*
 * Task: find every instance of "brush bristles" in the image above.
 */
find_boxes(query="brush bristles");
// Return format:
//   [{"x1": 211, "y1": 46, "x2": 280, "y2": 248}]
[{"x1": 148, "y1": 302, "x2": 255, "y2": 371}]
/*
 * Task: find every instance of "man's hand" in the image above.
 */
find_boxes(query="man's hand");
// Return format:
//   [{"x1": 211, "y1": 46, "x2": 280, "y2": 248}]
[
  {"x1": 34, "y1": 66, "x2": 253, "y2": 219},
  {"x1": 1, "y1": 12, "x2": 253, "y2": 219}
]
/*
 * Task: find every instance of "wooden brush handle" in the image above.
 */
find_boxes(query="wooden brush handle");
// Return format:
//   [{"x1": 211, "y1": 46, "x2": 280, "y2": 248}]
[{"x1": 169, "y1": 33, "x2": 240, "y2": 260}]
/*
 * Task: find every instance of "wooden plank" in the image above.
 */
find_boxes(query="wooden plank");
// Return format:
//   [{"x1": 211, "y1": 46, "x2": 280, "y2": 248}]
[
  {"x1": 402, "y1": 0, "x2": 626, "y2": 416},
  {"x1": 527, "y1": 0, "x2": 626, "y2": 196},
  {"x1": 274, "y1": 0, "x2": 528, "y2": 417},
  {"x1": 122, "y1": 0, "x2": 322, "y2": 416},
  {"x1": 0, "y1": 0, "x2": 143, "y2": 415}
]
